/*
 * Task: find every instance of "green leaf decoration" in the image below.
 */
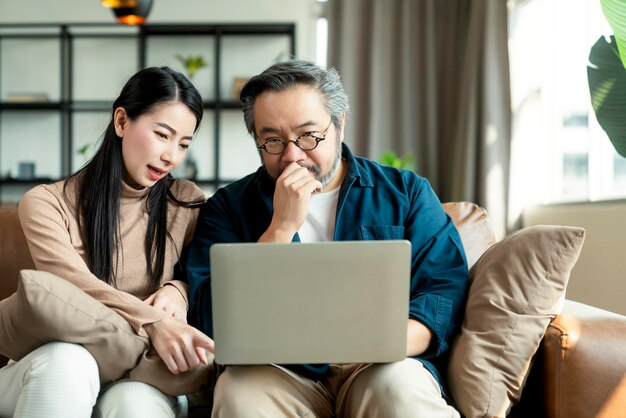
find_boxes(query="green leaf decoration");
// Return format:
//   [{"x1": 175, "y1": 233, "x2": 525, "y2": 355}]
[
  {"x1": 76, "y1": 143, "x2": 91, "y2": 155},
  {"x1": 600, "y1": 0, "x2": 626, "y2": 69},
  {"x1": 588, "y1": 35, "x2": 626, "y2": 157},
  {"x1": 176, "y1": 54, "x2": 208, "y2": 79},
  {"x1": 378, "y1": 151, "x2": 415, "y2": 171}
]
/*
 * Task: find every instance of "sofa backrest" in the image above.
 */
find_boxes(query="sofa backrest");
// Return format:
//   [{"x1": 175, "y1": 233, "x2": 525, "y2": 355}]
[
  {"x1": 0, "y1": 202, "x2": 495, "y2": 368},
  {"x1": 0, "y1": 208, "x2": 35, "y2": 302},
  {"x1": 442, "y1": 201, "x2": 496, "y2": 268},
  {"x1": 0, "y1": 202, "x2": 495, "y2": 300},
  {"x1": 0, "y1": 207, "x2": 35, "y2": 366}
]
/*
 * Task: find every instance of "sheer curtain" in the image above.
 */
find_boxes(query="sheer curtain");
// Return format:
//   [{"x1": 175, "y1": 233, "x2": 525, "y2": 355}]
[{"x1": 327, "y1": 0, "x2": 511, "y2": 238}]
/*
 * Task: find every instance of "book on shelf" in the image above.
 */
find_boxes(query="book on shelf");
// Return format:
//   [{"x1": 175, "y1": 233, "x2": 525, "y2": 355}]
[{"x1": 5, "y1": 93, "x2": 50, "y2": 103}]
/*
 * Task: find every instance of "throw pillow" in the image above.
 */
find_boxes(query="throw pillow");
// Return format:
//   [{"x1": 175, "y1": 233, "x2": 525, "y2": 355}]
[
  {"x1": 0, "y1": 269, "x2": 212, "y2": 395},
  {"x1": 447, "y1": 225, "x2": 586, "y2": 418},
  {"x1": 130, "y1": 349, "x2": 215, "y2": 396},
  {"x1": 0, "y1": 269, "x2": 148, "y2": 382}
]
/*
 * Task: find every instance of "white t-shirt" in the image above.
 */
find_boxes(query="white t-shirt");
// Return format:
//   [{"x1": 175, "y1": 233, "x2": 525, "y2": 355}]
[{"x1": 297, "y1": 187, "x2": 340, "y2": 243}]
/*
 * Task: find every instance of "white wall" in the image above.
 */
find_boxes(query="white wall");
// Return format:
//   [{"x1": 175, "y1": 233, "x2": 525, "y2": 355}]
[
  {"x1": 523, "y1": 201, "x2": 626, "y2": 316},
  {"x1": 0, "y1": 0, "x2": 319, "y2": 60}
]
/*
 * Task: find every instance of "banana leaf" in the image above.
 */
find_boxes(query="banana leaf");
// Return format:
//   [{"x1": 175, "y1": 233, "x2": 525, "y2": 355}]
[
  {"x1": 590, "y1": 0, "x2": 626, "y2": 157},
  {"x1": 600, "y1": 0, "x2": 626, "y2": 69},
  {"x1": 588, "y1": 35, "x2": 626, "y2": 157},
  {"x1": 587, "y1": 36, "x2": 626, "y2": 157}
]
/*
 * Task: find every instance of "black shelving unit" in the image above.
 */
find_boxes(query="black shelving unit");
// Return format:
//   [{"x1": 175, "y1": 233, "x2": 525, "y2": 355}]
[{"x1": 0, "y1": 22, "x2": 296, "y2": 202}]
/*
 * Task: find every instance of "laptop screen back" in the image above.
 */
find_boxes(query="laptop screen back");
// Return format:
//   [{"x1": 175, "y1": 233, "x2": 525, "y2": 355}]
[{"x1": 210, "y1": 240, "x2": 411, "y2": 365}]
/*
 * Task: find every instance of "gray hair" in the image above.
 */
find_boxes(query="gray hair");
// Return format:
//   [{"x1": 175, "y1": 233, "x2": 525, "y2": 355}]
[{"x1": 240, "y1": 59, "x2": 350, "y2": 137}]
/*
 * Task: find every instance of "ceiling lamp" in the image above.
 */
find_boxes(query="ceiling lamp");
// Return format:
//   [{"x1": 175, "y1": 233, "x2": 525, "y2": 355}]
[{"x1": 101, "y1": 0, "x2": 153, "y2": 25}]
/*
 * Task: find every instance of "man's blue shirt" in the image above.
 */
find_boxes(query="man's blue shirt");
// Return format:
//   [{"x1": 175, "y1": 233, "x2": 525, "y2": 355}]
[{"x1": 187, "y1": 144, "x2": 469, "y2": 387}]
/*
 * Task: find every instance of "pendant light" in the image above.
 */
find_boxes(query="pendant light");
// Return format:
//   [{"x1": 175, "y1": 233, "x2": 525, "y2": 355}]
[{"x1": 101, "y1": 0, "x2": 153, "y2": 25}]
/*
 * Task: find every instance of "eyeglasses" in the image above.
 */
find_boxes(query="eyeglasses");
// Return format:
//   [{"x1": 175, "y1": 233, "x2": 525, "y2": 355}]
[{"x1": 256, "y1": 119, "x2": 332, "y2": 155}]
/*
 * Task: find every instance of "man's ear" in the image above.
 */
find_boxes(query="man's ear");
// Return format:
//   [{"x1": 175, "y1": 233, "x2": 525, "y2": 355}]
[
  {"x1": 338, "y1": 113, "x2": 347, "y2": 142},
  {"x1": 113, "y1": 107, "x2": 128, "y2": 138}
]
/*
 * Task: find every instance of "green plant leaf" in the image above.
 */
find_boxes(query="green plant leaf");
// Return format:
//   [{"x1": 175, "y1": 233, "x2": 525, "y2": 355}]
[
  {"x1": 588, "y1": 35, "x2": 626, "y2": 158},
  {"x1": 600, "y1": 0, "x2": 626, "y2": 69},
  {"x1": 175, "y1": 54, "x2": 208, "y2": 79},
  {"x1": 378, "y1": 151, "x2": 415, "y2": 171},
  {"x1": 76, "y1": 143, "x2": 91, "y2": 155}
]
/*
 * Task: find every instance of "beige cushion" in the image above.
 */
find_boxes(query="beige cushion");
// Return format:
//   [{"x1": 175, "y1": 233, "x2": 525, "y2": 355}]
[
  {"x1": 0, "y1": 269, "x2": 211, "y2": 395},
  {"x1": 447, "y1": 225, "x2": 586, "y2": 418}
]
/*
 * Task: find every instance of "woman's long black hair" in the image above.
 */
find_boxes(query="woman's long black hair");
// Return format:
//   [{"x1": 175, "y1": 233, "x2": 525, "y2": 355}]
[{"x1": 65, "y1": 66, "x2": 203, "y2": 292}]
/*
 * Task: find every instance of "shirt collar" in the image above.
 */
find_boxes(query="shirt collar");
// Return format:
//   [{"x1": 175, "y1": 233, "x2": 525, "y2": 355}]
[{"x1": 341, "y1": 143, "x2": 373, "y2": 188}]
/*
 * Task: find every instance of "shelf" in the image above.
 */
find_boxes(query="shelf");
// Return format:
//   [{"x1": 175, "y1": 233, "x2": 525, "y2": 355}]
[
  {"x1": 0, "y1": 177, "x2": 57, "y2": 184},
  {"x1": 0, "y1": 102, "x2": 63, "y2": 110},
  {"x1": 220, "y1": 100, "x2": 243, "y2": 109},
  {"x1": 142, "y1": 23, "x2": 295, "y2": 35},
  {"x1": 0, "y1": 22, "x2": 296, "y2": 200},
  {"x1": 70, "y1": 101, "x2": 113, "y2": 112}
]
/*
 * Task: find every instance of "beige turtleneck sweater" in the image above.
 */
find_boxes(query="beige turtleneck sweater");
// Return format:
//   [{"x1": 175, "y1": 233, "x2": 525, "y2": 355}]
[{"x1": 17, "y1": 177, "x2": 205, "y2": 334}]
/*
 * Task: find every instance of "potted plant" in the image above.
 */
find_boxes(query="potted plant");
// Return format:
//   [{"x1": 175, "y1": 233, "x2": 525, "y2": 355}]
[{"x1": 176, "y1": 54, "x2": 208, "y2": 80}]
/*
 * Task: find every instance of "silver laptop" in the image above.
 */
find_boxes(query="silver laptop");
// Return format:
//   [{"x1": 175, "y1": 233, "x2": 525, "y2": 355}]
[{"x1": 210, "y1": 240, "x2": 411, "y2": 365}]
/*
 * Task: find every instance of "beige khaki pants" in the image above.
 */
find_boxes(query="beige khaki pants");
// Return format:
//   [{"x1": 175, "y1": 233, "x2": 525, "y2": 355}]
[{"x1": 211, "y1": 358, "x2": 460, "y2": 418}]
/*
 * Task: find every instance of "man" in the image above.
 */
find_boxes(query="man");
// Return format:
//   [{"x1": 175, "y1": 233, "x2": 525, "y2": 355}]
[{"x1": 187, "y1": 59, "x2": 468, "y2": 417}]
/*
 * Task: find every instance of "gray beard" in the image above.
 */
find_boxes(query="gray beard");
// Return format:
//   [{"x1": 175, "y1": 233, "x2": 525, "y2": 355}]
[{"x1": 306, "y1": 150, "x2": 341, "y2": 187}]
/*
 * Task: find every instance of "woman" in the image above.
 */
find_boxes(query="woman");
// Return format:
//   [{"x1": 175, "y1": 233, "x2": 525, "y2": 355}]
[{"x1": 0, "y1": 67, "x2": 213, "y2": 418}]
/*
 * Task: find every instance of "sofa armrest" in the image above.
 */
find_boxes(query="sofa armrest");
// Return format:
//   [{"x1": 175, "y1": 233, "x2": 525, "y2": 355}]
[
  {"x1": 513, "y1": 299, "x2": 626, "y2": 418},
  {"x1": 542, "y1": 300, "x2": 626, "y2": 418}
]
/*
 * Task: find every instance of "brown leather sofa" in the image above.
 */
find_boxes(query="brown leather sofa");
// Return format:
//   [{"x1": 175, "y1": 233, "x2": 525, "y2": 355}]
[{"x1": 1, "y1": 203, "x2": 626, "y2": 417}]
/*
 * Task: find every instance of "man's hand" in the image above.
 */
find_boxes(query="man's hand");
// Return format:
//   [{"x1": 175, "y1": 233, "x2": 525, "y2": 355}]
[
  {"x1": 260, "y1": 162, "x2": 323, "y2": 242},
  {"x1": 144, "y1": 284, "x2": 187, "y2": 323},
  {"x1": 143, "y1": 318, "x2": 215, "y2": 374}
]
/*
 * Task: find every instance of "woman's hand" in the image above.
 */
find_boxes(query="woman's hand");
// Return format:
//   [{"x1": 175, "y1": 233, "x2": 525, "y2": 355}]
[
  {"x1": 145, "y1": 284, "x2": 187, "y2": 323},
  {"x1": 143, "y1": 317, "x2": 215, "y2": 374}
]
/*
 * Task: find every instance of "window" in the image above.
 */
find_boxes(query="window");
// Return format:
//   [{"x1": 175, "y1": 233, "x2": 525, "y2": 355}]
[
  {"x1": 314, "y1": 0, "x2": 328, "y2": 68},
  {"x1": 508, "y1": 0, "x2": 624, "y2": 220}
]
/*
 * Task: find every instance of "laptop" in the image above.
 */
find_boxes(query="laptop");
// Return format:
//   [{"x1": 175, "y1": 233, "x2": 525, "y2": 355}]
[{"x1": 210, "y1": 240, "x2": 411, "y2": 365}]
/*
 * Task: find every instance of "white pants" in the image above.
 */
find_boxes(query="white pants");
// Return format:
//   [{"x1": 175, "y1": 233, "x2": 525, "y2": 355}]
[
  {"x1": 0, "y1": 342, "x2": 185, "y2": 418},
  {"x1": 94, "y1": 381, "x2": 187, "y2": 418}
]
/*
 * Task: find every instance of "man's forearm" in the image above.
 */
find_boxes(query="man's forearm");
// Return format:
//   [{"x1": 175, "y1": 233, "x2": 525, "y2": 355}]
[
  {"x1": 258, "y1": 223, "x2": 296, "y2": 243},
  {"x1": 406, "y1": 319, "x2": 433, "y2": 356}
]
